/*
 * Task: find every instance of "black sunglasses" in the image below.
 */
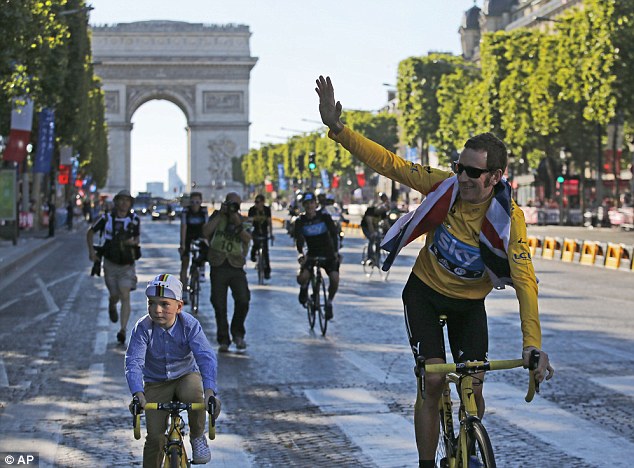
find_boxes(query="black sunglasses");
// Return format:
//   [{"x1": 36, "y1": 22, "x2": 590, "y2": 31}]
[{"x1": 454, "y1": 162, "x2": 489, "y2": 179}]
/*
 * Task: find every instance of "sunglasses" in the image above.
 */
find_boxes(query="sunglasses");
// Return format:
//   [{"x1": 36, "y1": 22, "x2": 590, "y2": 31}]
[
  {"x1": 191, "y1": 200, "x2": 202, "y2": 204},
  {"x1": 453, "y1": 162, "x2": 489, "y2": 179}
]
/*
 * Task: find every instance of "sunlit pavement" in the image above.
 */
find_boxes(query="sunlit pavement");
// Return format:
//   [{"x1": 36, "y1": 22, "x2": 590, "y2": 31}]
[{"x1": 0, "y1": 219, "x2": 633, "y2": 466}]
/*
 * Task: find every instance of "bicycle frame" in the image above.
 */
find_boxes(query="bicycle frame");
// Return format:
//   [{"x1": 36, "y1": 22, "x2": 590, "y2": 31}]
[
  {"x1": 416, "y1": 316, "x2": 539, "y2": 468},
  {"x1": 132, "y1": 398, "x2": 217, "y2": 467},
  {"x1": 253, "y1": 235, "x2": 268, "y2": 285},
  {"x1": 187, "y1": 240, "x2": 205, "y2": 314},
  {"x1": 305, "y1": 256, "x2": 329, "y2": 335}
]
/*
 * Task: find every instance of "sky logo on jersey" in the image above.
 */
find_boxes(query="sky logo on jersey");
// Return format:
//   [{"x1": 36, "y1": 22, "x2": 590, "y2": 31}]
[
  {"x1": 430, "y1": 225, "x2": 485, "y2": 279},
  {"x1": 302, "y1": 221, "x2": 328, "y2": 237}
]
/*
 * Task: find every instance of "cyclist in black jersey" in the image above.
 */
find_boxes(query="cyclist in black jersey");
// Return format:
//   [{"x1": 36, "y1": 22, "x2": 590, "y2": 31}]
[
  {"x1": 294, "y1": 192, "x2": 340, "y2": 319},
  {"x1": 179, "y1": 192, "x2": 208, "y2": 294}
]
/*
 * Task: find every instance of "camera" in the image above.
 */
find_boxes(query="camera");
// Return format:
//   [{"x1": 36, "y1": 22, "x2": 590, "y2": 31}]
[{"x1": 223, "y1": 201, "x2": 240, "y2": 213}]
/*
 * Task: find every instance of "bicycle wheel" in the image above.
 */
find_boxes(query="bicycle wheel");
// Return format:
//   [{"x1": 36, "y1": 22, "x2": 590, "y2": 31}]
[
  {"x1": 362, "y1": 246, "x2": 373, "y2": 277},
  {"x1": 466, "y1": 419, "x2": 496, "y2": 468},
  {"x1": 257, "y1": 249, "x2": 264, "y2": 285},
  {"x1": 317, "y1": 275, "x2": 328, "y2": 336},
  {"x1": 435, "y1": 409, "x2": 453, "y2": 468},
  {"x1": 167, "y1": 445, "x2": 181, "y2": 468},
  {"x1": 306, "y1": 280, "x2": 316, "y2": 329},
  {"x1": 188, "y1": 266, "x2": 200, "y2": 315}
]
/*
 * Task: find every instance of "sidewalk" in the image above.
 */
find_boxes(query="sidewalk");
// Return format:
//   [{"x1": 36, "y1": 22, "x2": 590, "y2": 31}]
[{"x1": 0, "y1": 221, "x2": 87, "y2": 277}]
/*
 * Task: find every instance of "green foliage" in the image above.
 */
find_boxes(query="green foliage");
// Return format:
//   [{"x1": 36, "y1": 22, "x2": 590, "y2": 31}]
[{"x1": 397, "y1": 54, "x2": 467, "y2": 149}]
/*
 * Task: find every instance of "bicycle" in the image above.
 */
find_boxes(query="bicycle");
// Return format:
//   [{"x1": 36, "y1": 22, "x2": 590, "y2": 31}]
[
  {"x1": 252, "y1": 235, "x2": 269, "y2": 285},
  {"x1": 304, "y1": 256, "x2": 331, "y2": 336},
  {"x1": 132, "y1": 396, "x2": 217, "y2": 468},
  {"x1": 415, "y1": 315, "x2": 540, "y2": 468},
  {"x1": 361, "y1": 220, "x2": 390, "y2": 280},
  {"x1": 186, "y1": 239, "x2": 206, "y2": 314}
]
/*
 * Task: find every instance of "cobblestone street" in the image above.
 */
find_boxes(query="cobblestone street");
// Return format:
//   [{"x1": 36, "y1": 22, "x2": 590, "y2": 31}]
[{"x1": 0, "y1": 220, "x2": 633, "y2": 467}]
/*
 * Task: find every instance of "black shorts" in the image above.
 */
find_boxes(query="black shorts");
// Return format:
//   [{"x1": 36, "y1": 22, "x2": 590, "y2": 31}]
[
  {"x1": 301, "y1": 255, "x2": 340, "y2": 275},
  {"x1": 402, "y1": 273, "x2": 488, "y2": 363}
]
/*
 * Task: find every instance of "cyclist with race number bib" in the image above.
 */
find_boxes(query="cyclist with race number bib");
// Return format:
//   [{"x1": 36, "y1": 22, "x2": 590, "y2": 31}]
[
  {"x1": 179, "y1": 192, "x2": 209, "y2": 302},
  {"x1": 316, "y1": 75, "x2": 554, "y2": 468},
  {"x1": 202, "y1": 192, "x2": 252, "y2": 352},
  {"x1": 294, "y1": 192, "x2": 340, "y2": 320}
]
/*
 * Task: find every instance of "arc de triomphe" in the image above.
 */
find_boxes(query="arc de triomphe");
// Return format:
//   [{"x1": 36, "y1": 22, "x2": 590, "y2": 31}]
[{"x1": 91, "y1": 21, "x2": 257, "y2": 199}]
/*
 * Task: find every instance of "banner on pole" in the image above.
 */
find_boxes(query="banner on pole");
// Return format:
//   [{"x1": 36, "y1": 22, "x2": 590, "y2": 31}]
[
  {"x1": 277, "y1": 163, "x2": 288, "y2": 190},
  {"x1": 33, "y1": 108, "x2": 56, "y2": 173},
  {"x1": 320, "y1": 169, "x2": 330, "y2": 189}
]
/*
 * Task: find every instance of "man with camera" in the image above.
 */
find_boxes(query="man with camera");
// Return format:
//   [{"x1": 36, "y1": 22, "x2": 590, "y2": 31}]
[
  {"x1": 202, "y1": 192, "x2": 252, "y2": 352},
  {"x1": 87, "y1": 190, "x2": 141, "y2": 344}
]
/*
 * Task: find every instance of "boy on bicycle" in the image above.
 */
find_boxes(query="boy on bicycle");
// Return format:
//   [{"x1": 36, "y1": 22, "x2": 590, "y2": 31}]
[{"x1": 125, "y1": 273, "x2": 221, "y2": 467}]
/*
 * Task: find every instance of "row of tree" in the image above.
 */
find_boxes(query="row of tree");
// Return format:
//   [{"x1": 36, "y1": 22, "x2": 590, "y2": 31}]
[
  {"x1": 0, "y1": 0, "x2": 108, "y2": 187},
  {"x1": 239, "y1": 0, "x2": 634, "y2": 195}
]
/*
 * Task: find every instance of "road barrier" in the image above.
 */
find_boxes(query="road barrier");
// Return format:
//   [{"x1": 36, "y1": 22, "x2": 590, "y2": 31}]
[
  {"x1": 579, "y1": 241, "x2": 603, "y2": 266},
  {"x1": 561, "y1": 238, "x2": 580, "y2": 262},
  {"x1": 527, "y1": 236, "x2": 542, "y2": 257},
  {"x1": 604, "y1": 243, "x2": 633, "y2": 270},
  {"x1": 542, "y1": 237, "x2": 561, "y2": 260}
]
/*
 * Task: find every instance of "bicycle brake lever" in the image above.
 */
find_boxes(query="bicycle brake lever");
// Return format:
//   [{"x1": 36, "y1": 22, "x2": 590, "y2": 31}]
[{"x1": 529, "y1": 350, "x2": 541, "y2": 395}]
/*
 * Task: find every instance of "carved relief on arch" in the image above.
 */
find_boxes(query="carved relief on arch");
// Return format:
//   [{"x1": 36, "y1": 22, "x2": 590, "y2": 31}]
[
  {"x1": 126, "y1": 85, "x2": 195, "y2": 120},
  {"x1": 206, "y1": 136, "x2": 237, "y2": 185},
  {"x1": 104, "y1": 90, "x2": 120, "y2": 114}
]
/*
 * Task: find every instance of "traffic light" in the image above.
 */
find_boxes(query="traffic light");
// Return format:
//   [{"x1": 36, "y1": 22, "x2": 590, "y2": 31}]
[
  {"x1": 308, "y1": 152, "x2": 316, "y2": 171},
  {"x1": 297, "y1": 155, "x2": 305, "y2": 172},
  {"x1": 556, "y1": 175, "x2": 565, "y2": 184}
]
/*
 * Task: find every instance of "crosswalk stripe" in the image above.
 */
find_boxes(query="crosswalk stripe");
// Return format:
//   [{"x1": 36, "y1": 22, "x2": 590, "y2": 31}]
[
  {"x1": 304, "y1": 388, "x2": 418, "y2": 467},
  {"x1": 487, "y1": 382, "x2": 634, "y2": 467},
  {"x1": 590, "y1": 375, "x2": 634, "y2": 399}
]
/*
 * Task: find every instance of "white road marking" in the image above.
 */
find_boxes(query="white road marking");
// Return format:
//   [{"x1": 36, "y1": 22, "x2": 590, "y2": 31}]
[
  {"x1": 93, "y1": 331, "x2": 109, "y2": 355},
  {"x1": 82, "y1": 363, "x2": 105, "y2": 401},
  {"x1": 35, "y1": 275, "x2": 60, "y2": 313},
  {"x1": 304, "y1": 387, "x2": 418, "y2": 467},
  {"x1": 0, "y1": 359, "x2": 8, "y2": 387},
  {"x1": 342, "y1": 351, "x2": 403, "y2": 384},
  {"x1": 487, "y1": 381, "x2": 634, "y2": 467},
  {"x1": 590, "y1": 375, "x2": 634, "y2": 399}
]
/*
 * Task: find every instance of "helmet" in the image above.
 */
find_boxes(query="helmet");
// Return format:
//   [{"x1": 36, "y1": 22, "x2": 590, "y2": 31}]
[{"x1": 302, "y1": 192, "x2": 316, "y2": 204}]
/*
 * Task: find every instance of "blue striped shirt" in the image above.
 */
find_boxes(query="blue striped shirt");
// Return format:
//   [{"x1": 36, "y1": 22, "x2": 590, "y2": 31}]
[{"x1": 125, "y1": 312, "x2": 218, "y2": 395}]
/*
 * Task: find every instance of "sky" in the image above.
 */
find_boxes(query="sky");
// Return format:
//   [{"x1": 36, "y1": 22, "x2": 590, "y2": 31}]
[{"x1": 88, "y1": 0, "x2": 479, "y2": 195}]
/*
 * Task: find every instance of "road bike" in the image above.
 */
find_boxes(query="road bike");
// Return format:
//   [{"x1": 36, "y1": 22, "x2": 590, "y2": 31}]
[
  {"x1": 304, "y1": 256, "x2": 331, "y2": 336},
  {"x1": 186, "y1": 239, "x2": 206, "y2": 314},
  {"x1": 132, "y1": 396, "x2": 217, "y2": 468},
  {"x1": 415, "y1": 315, "x2": 540, "y2": 468},
  {"x1": 252, "y1": 235, "x2": 269, "y2": 285},
  {"x1": 361, "y1": 220, "x2": 390, "y2": 280}
]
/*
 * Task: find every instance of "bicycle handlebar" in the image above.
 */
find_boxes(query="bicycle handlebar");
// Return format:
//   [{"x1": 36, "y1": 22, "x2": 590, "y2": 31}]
[
  {"x1": 423, "y1": 351, "x2": 540, "y2": 403},
  {"x1": 131, "y1": 398, "x2": 217, "y2": 440}
]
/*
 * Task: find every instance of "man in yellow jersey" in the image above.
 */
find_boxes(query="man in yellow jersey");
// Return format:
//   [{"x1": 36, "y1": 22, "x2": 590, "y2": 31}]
[{"x1": 316, "y1": 75, "x2": 554, "y2": 468}]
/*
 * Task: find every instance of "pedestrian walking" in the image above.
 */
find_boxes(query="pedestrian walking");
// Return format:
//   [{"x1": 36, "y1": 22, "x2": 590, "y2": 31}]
[
  {"x1": 47, "y1": 198, "x2": 56, "y2": 238},
  {"x1": 86, "y1": 190, "x2": 141, "y2": 344},
  {"x1": 66, "y1": 199, "x2": 74, "y2": 231}
]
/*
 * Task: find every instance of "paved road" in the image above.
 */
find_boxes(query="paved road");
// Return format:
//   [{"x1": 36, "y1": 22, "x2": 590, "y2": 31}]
[{"x1": 0, "y1": 219, "x2": 632, "y2": 467}]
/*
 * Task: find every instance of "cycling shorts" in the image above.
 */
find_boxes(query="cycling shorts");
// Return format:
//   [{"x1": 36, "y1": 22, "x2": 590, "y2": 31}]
[
  {"x1": 402, "y1": 273, "x2": 488, "y2": 364},
  {"x1": 301, "y1": 255, "x2": 340, "y2": 275}
]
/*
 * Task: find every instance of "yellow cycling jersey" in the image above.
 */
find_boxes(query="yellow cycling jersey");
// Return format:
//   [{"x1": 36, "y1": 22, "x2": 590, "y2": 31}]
[{"x1": 330, "y1": 126, "x2": 541, "y2": 349}]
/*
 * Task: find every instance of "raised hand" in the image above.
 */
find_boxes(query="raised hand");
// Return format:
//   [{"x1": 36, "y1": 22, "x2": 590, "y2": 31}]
[{"x1": 315, "y1": 75, "x2": 344, "y2": 133}]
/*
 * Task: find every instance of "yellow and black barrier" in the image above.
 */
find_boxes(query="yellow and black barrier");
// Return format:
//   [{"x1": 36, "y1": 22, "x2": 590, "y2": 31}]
[
  {"x1": 579, "y1": 241, "x2": 603, "y2": 266},
  {"x1": 541, "y1": 237, "x2": 561, "y2": 260},
  {"x1": 561, "y1": 238, "x2": 580, "y2": 262},
  {"x1": 527, "y1": 236, "x2": 542, "y2": 257},
  {"x1": 604, "y1": 243, "x2": 633, "y2": 270}
]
